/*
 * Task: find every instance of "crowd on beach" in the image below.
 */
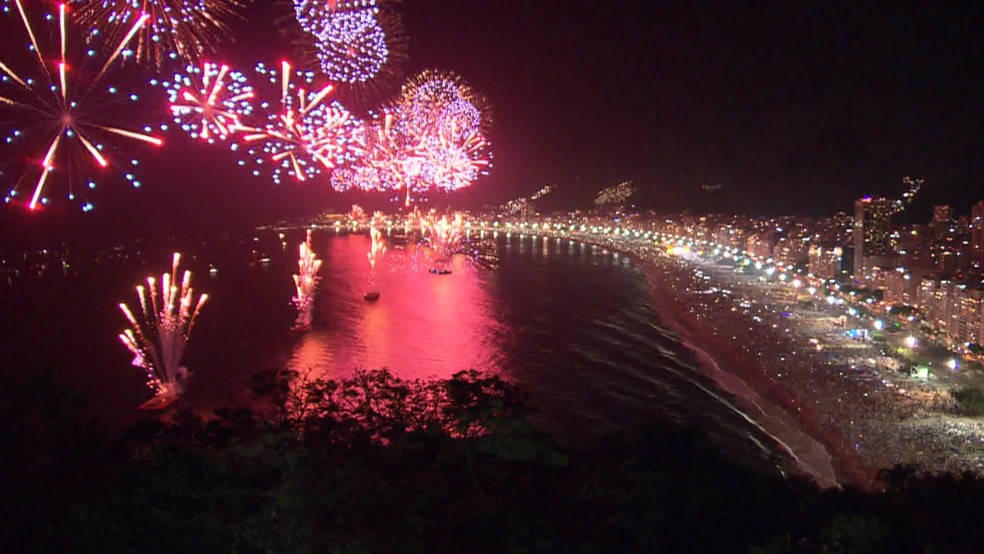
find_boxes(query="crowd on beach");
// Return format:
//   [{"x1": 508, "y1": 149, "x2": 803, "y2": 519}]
[{"x1": 496, "y1": 222, "x2": 984, "y2": 478}]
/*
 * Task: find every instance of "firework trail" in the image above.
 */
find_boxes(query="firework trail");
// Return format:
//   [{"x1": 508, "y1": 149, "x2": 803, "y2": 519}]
[
  {"x1": 164, "y1": 61, "x2": 254, "y2": 143},
  {"x1": 118, "y1": 253, "x2": 208, "y2": 399},
  {"x1": 70, "y1": 0, "x2": 247, "y2": 69},
  {"x1": 292, "y1": 229, "x2": 322, "y2": 330},
  {"x1": 234, "y1": 61, "x2": 364, "y2": 184},
  {"x1": 1, "y1": 0, "x2": 164, "y2": 211}
]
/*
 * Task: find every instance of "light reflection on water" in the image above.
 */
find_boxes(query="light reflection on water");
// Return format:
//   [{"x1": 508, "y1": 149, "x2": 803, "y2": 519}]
[
  {"x1": 287, "y1": 234, "x2": 506, "y2": 381},
  {"x1": 1, "y1": 230, "x2": 786, "y2": 471}
]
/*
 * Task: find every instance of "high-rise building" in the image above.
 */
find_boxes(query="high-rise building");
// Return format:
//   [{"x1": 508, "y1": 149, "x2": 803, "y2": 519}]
[
  {"x1": 854, "y1": 196, "x2": 895, "y2": 279},
  {"x1": 972, "y1": 201, "x2": 984, "y2": 268},
  {"x1": 933, "y1": 204, "x2": 955, "y2": 224}
]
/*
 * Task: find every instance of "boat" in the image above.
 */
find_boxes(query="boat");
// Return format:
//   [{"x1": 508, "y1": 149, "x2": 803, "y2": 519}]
[
  {"x1": 364, "y1": 291, "x2": 380, "y2": 301},
  {"x1": 428, "y1": 268, "x2": 452, "y2": 275}
]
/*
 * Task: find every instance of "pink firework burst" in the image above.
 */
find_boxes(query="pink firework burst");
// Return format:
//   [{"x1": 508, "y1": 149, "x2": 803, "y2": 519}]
[
  {"x1": 234, "y1": 61, "x2": 365, "y2": 184},
  {"x1": 164, "y1": 62, "x2": 254, "y2": 143}
]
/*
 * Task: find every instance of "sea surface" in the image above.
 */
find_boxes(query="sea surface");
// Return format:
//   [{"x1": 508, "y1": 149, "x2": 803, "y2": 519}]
[{"x1": 2, "y1": 229, "x2": 787, "y2": 470}]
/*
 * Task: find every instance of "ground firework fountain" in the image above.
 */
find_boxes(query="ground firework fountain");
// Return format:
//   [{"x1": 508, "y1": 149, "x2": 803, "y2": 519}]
[
  {"x1": 365, "y1": 211, "x2": 386, "y2": 300},
  {"x1": 118, "y1": 253, "x2": 208, "y2": 409},
  {"x1": 422, "y1": 210, "x2": 463, "y2": 274},
  {"x1": 292, "y1": 229, "x2": 322, "y2": 330}
]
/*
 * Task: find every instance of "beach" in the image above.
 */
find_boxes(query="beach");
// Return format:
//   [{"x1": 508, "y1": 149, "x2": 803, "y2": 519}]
[{"x1": 505, "y1": 227, "x2": 984, "y2": 489}]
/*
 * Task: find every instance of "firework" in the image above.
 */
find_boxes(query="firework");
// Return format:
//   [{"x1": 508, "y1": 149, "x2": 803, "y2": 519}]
[
  {"x1": 329, "y1": 106, "x2": 424, "y2": 197},
  {"x1": 398, "y1": 71, "x2": 491, "y2": 203},
  {"x1": 399, "y1": 70, "x2": 491, "y2": 136},
  {"x1": 118, "y1": 253, "x2": 208, "y2": 399},
  {"x1": 164, "y1": 62, "x2": 254, "y2": 143},
  {"x1": 290, "y1": 0, "x2": 406, "y2": 92},
  {"x1": 315, "y1": 9, "x2": 386, "y2": 83},
  {"x1": 420, "y1": 210, "x2": 464, "y2": 274},
  {"x1": 349, "y1": 203, "x2": 366, "y2": 222},
  {"x1": 234, "y1": 61, "x2": 365, "y2": 184},
  {"x1": 293, "y1": 0, "x2": 376, "y2": 33},
  {"x1": 329, "y1": 77, "x2": 491, "y2": 207},
  {"x1": 367, "y1": 209, "x2": 386, "y2": 277},
  {"x1": 70, "y1": 0, "x2": 247, "y2": 69},
  {"x1": 418, "y1": 123, "x2": 491, "y2": 192},
  {"x1": 292, "y1": 229, "x2": 321, "y2": 330},
  {"x1": 0, "y1": 1, "x2": 164, "y2": 211}
]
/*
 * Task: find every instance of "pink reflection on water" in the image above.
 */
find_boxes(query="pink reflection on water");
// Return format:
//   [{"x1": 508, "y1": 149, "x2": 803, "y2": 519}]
[{"x1": 287, "y1": 234, "x2": 505, "y2": 381}]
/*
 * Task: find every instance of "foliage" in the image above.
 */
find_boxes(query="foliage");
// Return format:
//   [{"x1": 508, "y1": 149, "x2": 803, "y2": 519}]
[{"x1": 7, "y1": 368, "x2": 984, "y2": 551}]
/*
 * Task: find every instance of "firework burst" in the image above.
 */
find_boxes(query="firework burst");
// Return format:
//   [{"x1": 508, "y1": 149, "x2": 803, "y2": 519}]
[
  {"x1": 234, "y1": 61, "x2": 364, "y2": 184},
  {"x1": 419, "y1": 123, "x2": 491, "y2": 192},
  {"x1": 118, "y1": 253, "x2": 208, "y2": 399},
  {"x1": 292, "y1": 229, "x2": 321, "y2": 330},
  {"x1": 70, "y1": 0, "x2": 247, "y2": 69},
  {"x1": 400, "y1": 69, "x2": 491, "y2": 136},
  {"x1": 0, "y1": 0, "x2": 164, "y2": 211},
  {"x1": 164, "y1": 61, "x2": 254, "y2": 143},
  {"x1": 287, "y1": 0, "x2": 407, "y2": 101},
  {"x1": 329, "y1": 106, "x2": 423, "y2": 195}
]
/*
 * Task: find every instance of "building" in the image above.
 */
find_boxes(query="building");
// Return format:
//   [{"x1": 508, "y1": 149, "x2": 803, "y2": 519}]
[
  {"x1": 972, "y1": 201, "x2": 984, "y2": 269},
  {"x1": 808, "y1": 245, "x2": 844, "y2": 281},
  {"x1": 853, "y1": 196, "x2": 896, "y2": 280}
]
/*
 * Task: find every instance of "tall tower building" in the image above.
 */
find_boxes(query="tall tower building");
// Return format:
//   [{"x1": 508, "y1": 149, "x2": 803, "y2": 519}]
[
  {"x1": 972, "y1": 200, "x2": 984, "y2": 268},
  {"x1": 854, "y1": 196, "x2": 895, "y2": 279}
]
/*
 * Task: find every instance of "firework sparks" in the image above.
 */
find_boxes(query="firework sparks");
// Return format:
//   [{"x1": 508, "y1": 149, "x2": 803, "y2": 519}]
[
  {"x1": 420, "y1": 210, "x2": 464, "y2": 274},
  {"x1": 290, "y1": 0, "x2": 406, "y2": 92},
  {"x1": 118, "y1": 253, "x2": 208, "y2": 399},
  {"x1": 367, "y1": 210, "x2": 386, "y2": 278},
  {"x1": 164, "y1": 62, "x2": 254, "y2": 143},
  {"x1": 329, "y1": 76, "x2": 491, "y2": 207},
  {"x1": 394, "y1": 71, "x2": 492, "y2": 204},
  {"x1": 292, "y1": 229, "x2": 321, "y2": 330},
  {"x1": 234, "y1": 61, "x2": 364, "y2": 184},
  {"x1": 70, "y1": 0, "x2": 247, "y2": 69},
  {"x1": 419, "y1": 122, "x2": 491, "y2": 192},
  {"x1": 0, "y1": 1, "x2": 164, "y2": 211},
  {"x1": 314, "y1": 9, "x2": 387, "y2": 84}
]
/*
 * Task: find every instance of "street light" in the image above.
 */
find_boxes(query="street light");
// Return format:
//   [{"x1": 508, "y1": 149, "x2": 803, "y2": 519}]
[
  {"x1": 904, "y1": 336, "x2": 918, "y2": 349},
  {"x1": 874, "y1": 320, "x2": 884, "y2": 331}
]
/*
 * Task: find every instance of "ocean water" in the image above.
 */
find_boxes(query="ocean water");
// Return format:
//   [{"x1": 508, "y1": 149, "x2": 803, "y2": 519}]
[{"x1": 2, "y1": 229, "x2": 787, "y2": 470}]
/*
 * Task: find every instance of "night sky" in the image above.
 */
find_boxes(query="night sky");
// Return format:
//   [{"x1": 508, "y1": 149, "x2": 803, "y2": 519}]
[{"x1": 1, "y1": 0, "x2": 981, "y2": 240}]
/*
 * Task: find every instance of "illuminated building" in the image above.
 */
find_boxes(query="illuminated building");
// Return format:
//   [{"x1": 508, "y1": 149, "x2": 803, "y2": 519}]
[
  {"x1": 853, "y1": 196, "x2": 895, "y2": 280},
  {"x1": 808, "y1": 245, "x2": 844, "y2": 281},
  {"x1": 972, "y1": 201, "x2": 984, "y2": 268}
]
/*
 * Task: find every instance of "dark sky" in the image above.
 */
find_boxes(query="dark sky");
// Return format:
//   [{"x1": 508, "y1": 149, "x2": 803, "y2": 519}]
[
  {"x1": 1, "y1": 0, "x2": 981, "y2": 241},
  {"x1": 398, "y1": 0, "x2": 980, "y2": 214}
]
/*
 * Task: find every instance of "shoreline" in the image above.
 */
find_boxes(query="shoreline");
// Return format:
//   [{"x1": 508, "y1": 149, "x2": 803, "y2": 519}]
[
  {"x1": 640, "y1": 259, "x2": 877, "y2": 489},
  {"x1": 520, "y1": 230, "x2": 879, "y2": 490}
]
